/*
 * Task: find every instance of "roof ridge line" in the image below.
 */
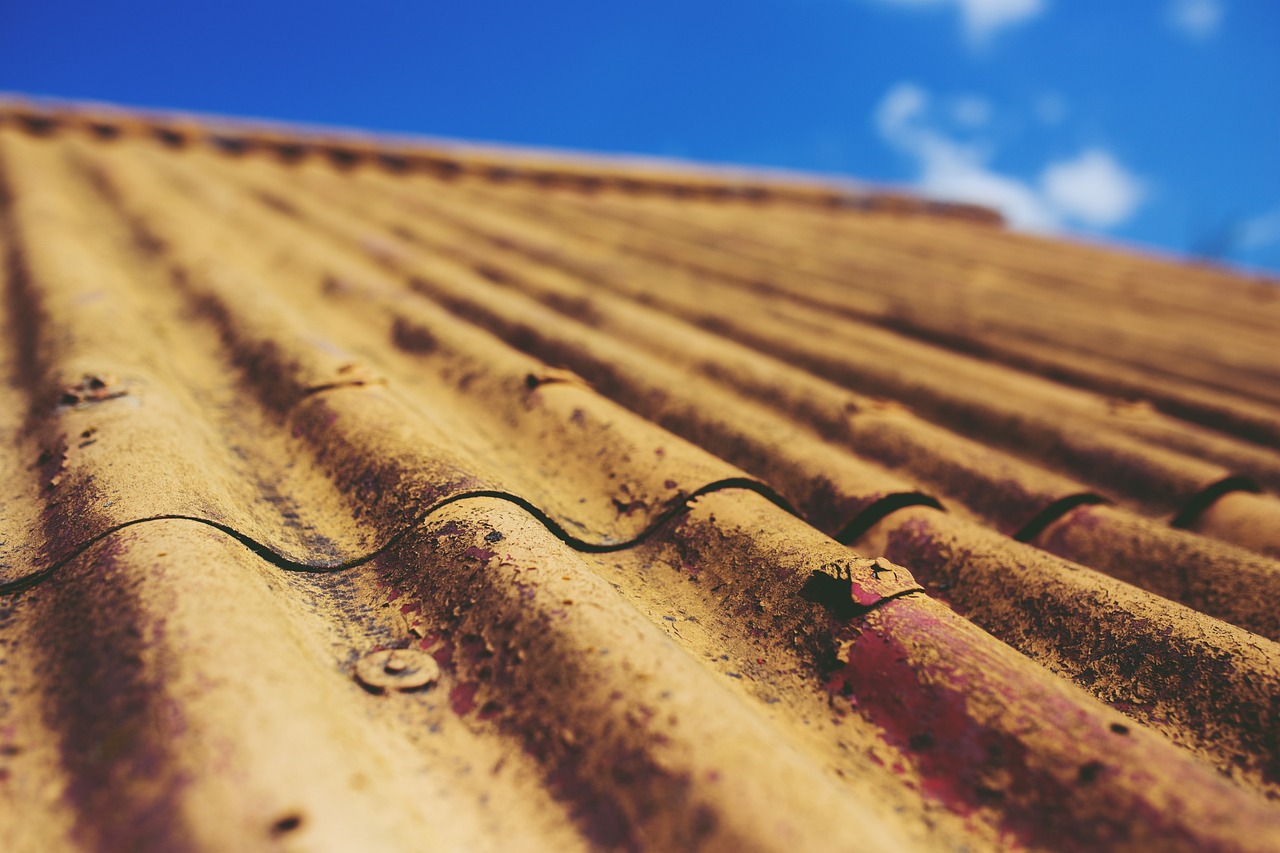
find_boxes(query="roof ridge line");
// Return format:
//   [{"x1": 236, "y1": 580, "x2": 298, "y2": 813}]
[{"x1": 0, "y1": 91, "x2": 1004, "y2": 224}]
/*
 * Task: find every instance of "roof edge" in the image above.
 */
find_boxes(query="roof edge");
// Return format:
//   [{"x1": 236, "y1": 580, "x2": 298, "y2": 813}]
[{"x1": 0, "y1": 92, "x2": 1004, "y2": 225}]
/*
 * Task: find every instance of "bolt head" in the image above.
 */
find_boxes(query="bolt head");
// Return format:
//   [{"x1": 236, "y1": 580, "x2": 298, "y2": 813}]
[{"x1": 355, "y1": 649, "x2": 440, "y2": 692}]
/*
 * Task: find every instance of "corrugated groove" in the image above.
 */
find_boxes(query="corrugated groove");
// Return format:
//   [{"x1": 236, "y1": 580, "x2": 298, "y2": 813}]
[
  {"x1": 1, "y1": 129, "x2": 937, "y2": 850},
  {"x1": 302, "y1": 163, "x2": 1280, "y2": 517},
  {"x1": 108, "y1": 139, "x2": 1280, "y2": 790},
  {"x1": 506, "y1": 189, "x2": 1280, "y2": 466},
  {"x1": 403, "y1": 179, "x2": 1280, "y2": 552},
  {"x1": 445, "y1": 175, "x2": 1274, "y2": 458},
  {"x1": 93, "y1": 141, "x2": 938, "y2": 545},
  {"x1": 0, "y1": 134, "x2": 819, "y2": 583},
  {"x1": 471, "y1": 182, "x2": 1280, "y2": 406},
  {"x1": 174, "y1": 144, "x2": 1280, "y2": 641}
]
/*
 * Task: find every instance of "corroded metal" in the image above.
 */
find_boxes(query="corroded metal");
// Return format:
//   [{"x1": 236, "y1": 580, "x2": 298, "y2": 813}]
[{"x1": 2, "y1": 103, "x2": 1280, "y2": 852}]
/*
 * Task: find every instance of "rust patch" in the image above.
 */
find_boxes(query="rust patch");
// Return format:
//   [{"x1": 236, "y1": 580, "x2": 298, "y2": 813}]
[{"x1": 56, "y1": 373, "x2": 128, "y2": 408}]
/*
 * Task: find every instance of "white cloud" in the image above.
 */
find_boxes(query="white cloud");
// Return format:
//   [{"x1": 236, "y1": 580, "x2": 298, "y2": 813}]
[
  {"x1": 875, "y1": 82, "x2": 929, "y2": 139},
  {"x1": 1238, "y1": 208, "x2": 1280, "y2": 250},
  {"x1": 915, "y1": 137, "x2": 1060, "y2": 230},
  {"x1": 1167, "y1": 0, "x2": 1223, "y2": 39},
  {"x1": 1041, "y1": 149, "x2": 1146, "y2": 228},
  {"x1": 871, "y1": 0, "x2": 1048, "y2": 44},
  {"x1": 956, "y1": 0, "x2": 1047, "y2": 42},
  {"x1": 873, "y1": 83, "x2": 1145, "y2": 233}
]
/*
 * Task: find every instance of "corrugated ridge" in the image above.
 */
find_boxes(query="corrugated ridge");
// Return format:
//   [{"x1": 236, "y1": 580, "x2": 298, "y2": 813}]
[
  {"x1": 385, "y1": 175, "x2": 1280, "y2": 548},
  {"x1": 445, "y1": 179, "x2": 1280, "y2": 451},
  {"x1": 83, "y1": 138, "x2": 933, "y2": 542},
  {"x1": 444, "y1": 178, "x2": 1280, "y2": 410},
  {"x1": 85, "y1": 134, "x2": 1280, "y2": 792},
  {"x1": 0, "y1": 133, "x2": 816, "y2": 588},
  {"x1": 212, "y1": 148, "x2": 1280, "y2": 559},
  {"x1": 0, "y1": 130, "x2": 943, "y2": 851}
]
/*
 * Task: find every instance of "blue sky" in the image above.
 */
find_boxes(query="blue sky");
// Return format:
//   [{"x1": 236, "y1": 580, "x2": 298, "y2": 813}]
[{"x1": 2, "y1": 0, "x2": 1278, "y2": 274}]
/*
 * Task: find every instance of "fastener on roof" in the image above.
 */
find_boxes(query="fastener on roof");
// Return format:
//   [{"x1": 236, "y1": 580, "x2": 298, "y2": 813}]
[{"x1": 355, "y1": 649, "x2": 440, "y2": 692}]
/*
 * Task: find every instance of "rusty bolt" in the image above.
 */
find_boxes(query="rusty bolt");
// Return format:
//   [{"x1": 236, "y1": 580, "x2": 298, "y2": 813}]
[{"x1": 355, "y1": 649, "x2": 440, "y2": 692}]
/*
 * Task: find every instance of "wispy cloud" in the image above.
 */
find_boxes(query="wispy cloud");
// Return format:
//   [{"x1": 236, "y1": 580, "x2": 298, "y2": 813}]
[
  {"x1": 875, "y1": 83, "x2": 930, "y2": 139},
  {"x1": 1238, "y1": 208, "x2": 1280, "y2": 251},
  {"x1": 1167, "y1": 0, "x2": 1224, "y2": 40},
  {"x1": 874, "y1": 82, "x2": 1145, "y2": 232},
  {"x1": 869, "y1": 0, "x2": 1048, "y2": 45}
]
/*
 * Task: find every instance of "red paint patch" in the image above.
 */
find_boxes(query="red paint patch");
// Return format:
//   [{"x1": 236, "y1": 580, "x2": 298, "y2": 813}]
[
  {"x1": 825, "y1": 603, "x2": 1169, "y2": 848},
  {"x1": 428, "y1": 637, "x2": 456, "y2": 667},
  {"x1": 450, "y1": 682, "x2": 480, "y2": 715}
]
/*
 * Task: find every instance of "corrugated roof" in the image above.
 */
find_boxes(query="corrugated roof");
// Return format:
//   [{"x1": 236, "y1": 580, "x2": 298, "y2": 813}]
[{"x1": 2, "y1": 98, "x2": 1280, "y2": 851}]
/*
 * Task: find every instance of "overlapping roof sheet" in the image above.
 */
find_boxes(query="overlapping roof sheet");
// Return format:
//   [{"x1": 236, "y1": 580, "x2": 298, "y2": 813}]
[{"x1": 2, "y1": 98, "x2": 1280, "y2": 851}]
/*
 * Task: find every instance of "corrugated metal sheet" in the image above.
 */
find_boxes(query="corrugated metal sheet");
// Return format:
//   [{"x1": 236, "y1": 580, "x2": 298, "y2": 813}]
[{"x1": 2, "y1": 98, "x2": 1280, "y2": 851}]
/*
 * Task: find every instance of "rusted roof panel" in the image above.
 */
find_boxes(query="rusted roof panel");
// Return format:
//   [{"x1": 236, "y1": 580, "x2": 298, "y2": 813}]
[{"x1": 2, "y1": 100, "x2": 1280, "y2": 851}]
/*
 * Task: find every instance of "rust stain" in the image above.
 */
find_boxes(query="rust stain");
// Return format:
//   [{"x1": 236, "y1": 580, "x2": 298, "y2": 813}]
[{"x1": 56, "y1": 373, "x2": 128, "y2": 408}]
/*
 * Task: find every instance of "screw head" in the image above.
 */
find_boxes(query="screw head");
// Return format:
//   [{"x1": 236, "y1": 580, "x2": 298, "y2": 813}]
[{"x1": 355, "y1": 649, "x2": 440, "y2": 692}]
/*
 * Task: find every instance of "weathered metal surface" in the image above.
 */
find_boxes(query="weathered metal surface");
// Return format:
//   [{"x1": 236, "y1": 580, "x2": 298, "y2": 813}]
[
  {"x1": 307, "y1": 161, "x2": 1277, "y2": 517},
  {"x1": 3, "y1": 102, "x2": 1280, "y2": 851},
  {"x1": 853, "y1": 505, "x2": 1280, "y2": 797},
  {"x1": 1034, "y1": 503, "x2": 1280, "y2": 640},
  {"x1": 465, "y1": 179, "x2": 1280, "y2": 406}
]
